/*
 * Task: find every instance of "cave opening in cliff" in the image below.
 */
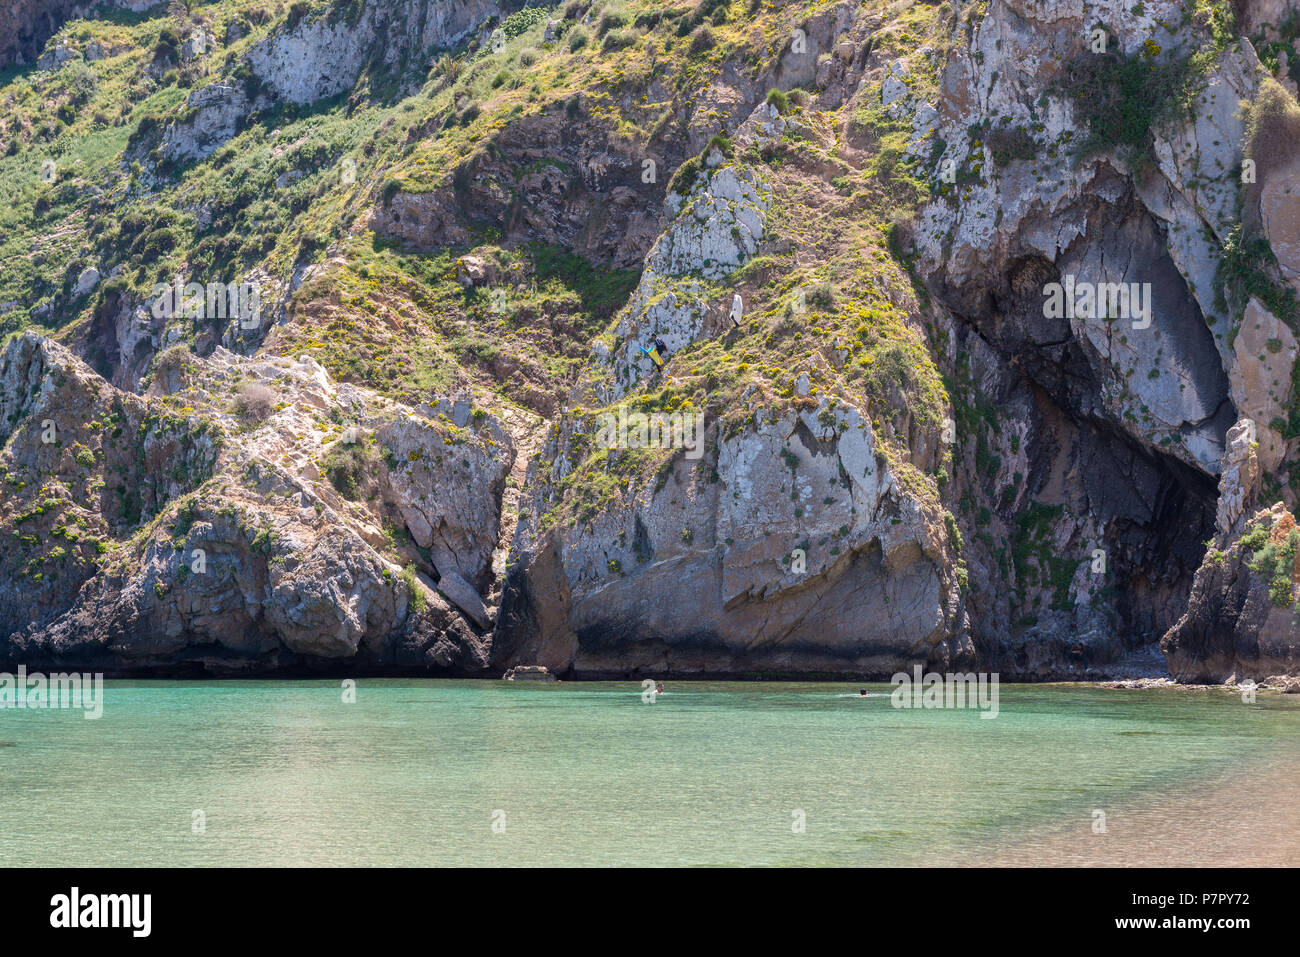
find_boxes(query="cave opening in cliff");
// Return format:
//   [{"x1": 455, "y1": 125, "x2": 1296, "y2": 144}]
[{"x1": 940, "y1": 194, "x2": 1239, "y2": 667}]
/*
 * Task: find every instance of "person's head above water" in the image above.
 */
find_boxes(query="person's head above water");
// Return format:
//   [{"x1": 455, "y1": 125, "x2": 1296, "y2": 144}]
[{"x1": 859, "y1": 689, "x2": 867, "y2": 696}]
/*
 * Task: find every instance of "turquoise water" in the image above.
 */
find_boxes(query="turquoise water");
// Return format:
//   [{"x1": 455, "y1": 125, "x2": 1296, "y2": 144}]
[{"x1": 1, "y1": 680, "x2": 1298, "y2": 866}]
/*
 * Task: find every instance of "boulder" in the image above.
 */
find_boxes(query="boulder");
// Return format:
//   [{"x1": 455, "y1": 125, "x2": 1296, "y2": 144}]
[
  {"x1": 503, "y1": 665, "x2": 556, "y2": 681},
  {"x1": 36, "y1": 44, "x2": 75, "y2": 71},
  {"x1": 436, "y1": 570, "x2": 491, "y2": 631},
  {"x1": 454, "y1": 255, "x2": 495, "y2": 287},
  {"x1": 73, "y1": 266, "x2": 100, "y2": 297}
]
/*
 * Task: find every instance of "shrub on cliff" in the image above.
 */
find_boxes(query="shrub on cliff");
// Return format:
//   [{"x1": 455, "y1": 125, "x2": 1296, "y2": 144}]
[
  {"x1": 286, "y1": 1, "x2": 313, "y2": 30},
  {"x1": 1243, "y1": 78, "x2": 1300, "y2": 218},
  {"x1": 323, "y1": 440, "x2": 381, "y2": 501},
  {"x1": 402, "y1": 564, "x2": 426, "y2": 613},
  {"x1": 765, "y1": 88, "x2": 791, "y2": 114},
  {"x1": 667, "y1": 155, "x2": 702, "y2": 196},
  {"x1": 1241, "y1": 524, "x2": 1300, "y2": 607},
  {"x1": 1061, "y1": 51, "x2": 1187, "y2": 172},
  {"x1": 233, "y1": 382, "x2": 274, "y2": 423},
  {"x1": 689, "y1": 27, "x2": 716, "y2": 55}
]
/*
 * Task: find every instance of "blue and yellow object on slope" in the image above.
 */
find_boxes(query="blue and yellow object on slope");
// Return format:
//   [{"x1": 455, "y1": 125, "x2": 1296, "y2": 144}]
[{"x1": 639, "y1": 343, "x2": 664, "y2": 368}]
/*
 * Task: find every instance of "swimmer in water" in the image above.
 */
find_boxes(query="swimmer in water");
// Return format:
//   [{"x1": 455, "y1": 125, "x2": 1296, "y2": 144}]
[
  {"x1": 656, "y1": 682, "x2": 665, "y2": 695},
  {"x1": 858, "y1": 689, "x2": 869, "y2": 697}
]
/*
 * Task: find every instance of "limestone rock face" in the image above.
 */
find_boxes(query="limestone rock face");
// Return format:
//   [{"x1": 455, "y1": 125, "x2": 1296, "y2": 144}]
[
  {"x1": 1231, "y1": 299, "x2": 1297, "y2": 473},
  {"x1": 655, "y1": 165, "x2": 768, "y2": 280},
  {"x1": 1237, "y1": 0, "x2": 1300, "y2": 39},
  {"x1": 161, "y1": 82, "x2": 252, "y2": 164},
  {"x1": 881, "y1": 60, "x2": 908, "y2": 105},
  {"x1": 179, "y1": 30, "x2": 214, "y2": 63},
  {"x1": 495, "y1": 398, "x2": 965, "y2": 677},
  {"x1": 244, "y1": 9, "x2": 382, "y2": 105},
  {"x1": 435, "y1": 570, "x2": 491, "y2": 630},
  {"x1": 377, "y1": 409, "x2": 508, "y2": 589},
  {"x1": 591, "y1": 162, "x2": 772, "y2": 398},
  {"x1": 163, "y1": 0, "x2": 499, "y2": 163},
  {"x1": 36, "y1": 42, "x2": 75, "y2": 71},
  {"x1": 0, "y1": 334, "x2": 510, "y2": 674},
  {"x1": 916, "y1": 0, "x2": 1248, "y2": 476},
  {"x1": 1141, "y1": 41, "x2": 1261, "y2": 358},
  {"x1": 891, "y1": 0, "x2": 1300, "y2": 679},
  {"x1": 1216, "y1": 420, "x2": 1263, "y2": 536},
  {"x1": 0, "y1": 333, "x2": 220, "y2": 653},
  {"x1": 9, "y1": 0, "x2": 1300, "y2": 685},
  {"x1": 1261, "y1": 154, "x2": 1300, "y2": 287},
  {"x1": 734, "y1": 101, "x2": 787, "y2": 148}
]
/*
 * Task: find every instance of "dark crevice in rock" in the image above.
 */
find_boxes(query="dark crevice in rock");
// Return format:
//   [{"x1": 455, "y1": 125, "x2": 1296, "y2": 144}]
[
  {"x1": 0, "y1": 0, "x2": 80, "y2": 69},
  {"x1": 941, "y1": 211, "x2": 1230, "y2": 674}
]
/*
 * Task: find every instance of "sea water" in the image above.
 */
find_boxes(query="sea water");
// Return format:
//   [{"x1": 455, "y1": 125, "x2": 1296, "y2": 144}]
[{"x1": 1, "y1": 680, "x2": 1296, "y2": 866}]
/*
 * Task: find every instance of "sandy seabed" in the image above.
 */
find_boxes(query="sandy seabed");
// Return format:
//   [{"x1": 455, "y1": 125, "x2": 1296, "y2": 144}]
[{"x1": 979, "y1": 751, "x2": 1300, "y2": 867}]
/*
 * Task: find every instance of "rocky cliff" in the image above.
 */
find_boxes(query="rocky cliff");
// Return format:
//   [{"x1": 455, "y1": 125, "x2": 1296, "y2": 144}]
[
  {"x1": 2, "y1": 0, "x2": 1299, "y2": 680},
  {"x1": 0, "y1": 331, "x2": 509, "y2": 673}
]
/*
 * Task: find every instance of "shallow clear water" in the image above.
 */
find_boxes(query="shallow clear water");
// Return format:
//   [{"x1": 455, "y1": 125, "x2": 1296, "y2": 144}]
[{"x1": 1, "y1": 680, "x2": 1297, "y2": 866}]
